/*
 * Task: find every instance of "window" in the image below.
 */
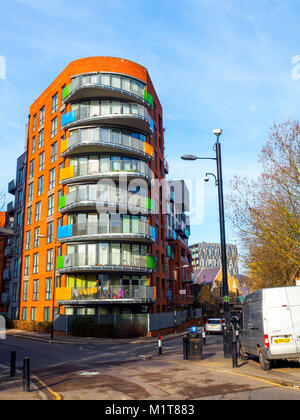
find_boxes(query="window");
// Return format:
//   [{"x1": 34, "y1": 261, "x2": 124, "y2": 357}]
[
  {"x1": 51, "y1": 117, "x2": 57, "y2": 138},
  {"x1": 29, "y1": 160, "x2": 35, "y2": 178},
  {"x1": 33, "y1": 280, "x2": 39, "y2": 301},
  {"x1": 52, "y1": 92, "x2": 58, "y2": 114},
  {"x1": 27, "y1": 206, "x2": 32, "y2": 226},
  {"x1": 13, "y1": 259, "x2": 19, "y2": 278},
  {"x1": 49, "y1": 168, "x2": 55, "y2": 190},
  {"x1": 24, "y1": 256, "x2": 30, "y2": 276},
  {"x1": 48, "y1": 194, "x2": 54, "y2": 216},
  {"x1": 39, "y1": 152, "x2": 45, "y2": 171},
  {"x1": 33, "y1": 114, "x2": 37, "y2": 131},
  {"x1": 31, "y1": 307, "x2": 37, "y2": 321},
  {"x1": 45, "y1": 279, "x2": 52, "y2": 301},
  {"x1": 39, "y1": 106, "x2": 45, "y2": 126},
  {"x1": 51, "y1": 142, "x2": 57, "y2": 163},
  {"x1": 34, "y1": 227, "x2": 40, "y2": 247},
  {"x1": 38, "y1": 176, "x2": 44, "y2": 196},
  {"x1": 23, "y1": 281, "x2": 29, "y2": 302},
  {"x1": 17, "y1": 190, "x2": 23, "y2": 207},
  {"x1": 47, "y1": 221, "x2": 53, "y2": 243},
  {"x1": 46, "y1": 249, "x2": 53, "y2": 271},
  {"x1": 28, "y1": 183, "x2": 33, "y2": 202},
  {"x1": 18, "y1": 168, "x2": 24, "y2": 185},
  {"x1": 32, "y1": 136, "x2": 36, "y2": 154},
  {"x1": 38, "y1": 129, "x2": 44, "y2": 149},
  {"x1": 35, "y1": 201, "x2": 41, "y2": 222},
  {"x1": 12, "y1": 283, "x2": 18, "y2": 303},
  {"x1": 111, "y1": 243, "x2": 120, "y2": 265},
  {"x1": 25, "y1": 231, "x2": 31, "y2": 251},
  {"x1": 44, "y1": 307, "x2": 50, "y2": 322},
  {"x1": 33, "y1": 253, "x2": 39, "y2": 274},
  {"x1": 22, "y1": 307, "x2": 27, "y2": 321}
]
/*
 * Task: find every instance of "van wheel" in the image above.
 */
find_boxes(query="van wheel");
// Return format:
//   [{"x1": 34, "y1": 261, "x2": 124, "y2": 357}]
[
  {"x1": 239, "y1": 342, "x2": 249, "y2": 361},
  {"x1": 258, "y1": 348, "x2": 271, "y2": 371}
]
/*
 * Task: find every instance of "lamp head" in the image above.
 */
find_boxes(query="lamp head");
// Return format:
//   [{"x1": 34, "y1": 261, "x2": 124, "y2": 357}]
[{"x1": 181, "y1": 154, "x2": 198, "y2": 161}]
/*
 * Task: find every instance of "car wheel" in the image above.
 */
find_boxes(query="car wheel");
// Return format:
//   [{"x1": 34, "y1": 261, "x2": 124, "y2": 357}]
[
  {"x1": 258, "y1": 348, "x2": 271, "y2": 371},
  {"x1": 239, "y1": 342, "x2": 249, "y2": 361}
]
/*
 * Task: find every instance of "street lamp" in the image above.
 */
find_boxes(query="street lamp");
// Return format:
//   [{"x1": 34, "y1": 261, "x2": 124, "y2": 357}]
[
  {"x1": 38, "y1": 236, "x2": 60, "y2": 340},
  {"x1": 181, "y1": 129, "x2": 232, "y2": 358}
]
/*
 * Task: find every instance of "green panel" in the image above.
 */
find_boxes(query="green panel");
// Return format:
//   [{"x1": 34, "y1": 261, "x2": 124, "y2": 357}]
[
  {"x1": 146, "y1": 255, "x2": 156, "y2": 270},
  {"x1": 58, "y1": 195, "x2": 66, "y2": 210},
  {"x1": 62, "y1": 84, "x2": 70, "y2": 100},
  {"x1": 147, "y1": 198, "x2": 154, "y2": 211},
  {"x1": 144, "y1": 89, "x2": 154, "y2": 107},
  {"x1": 56, "y1": 256, "x2": 65, "y2": 269},
  {"x1": 167, "y1": 245, "x2": 172, "y2": 257}
]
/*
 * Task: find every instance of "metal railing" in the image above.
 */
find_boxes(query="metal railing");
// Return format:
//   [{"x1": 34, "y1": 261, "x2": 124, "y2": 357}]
[
  {"x1": 61, "y1": 221, "x2": 154, "y2": 239},
  {"x1": 63, "y1": 253, "x2": 148, "y2": 270}
]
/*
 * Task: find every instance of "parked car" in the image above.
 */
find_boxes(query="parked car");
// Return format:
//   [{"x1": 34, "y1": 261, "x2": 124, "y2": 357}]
[
  {"x1": 205, "y1": 318, "x2": 223, "y2": 335},
  {"x1": 239, "y1": 286, "x2": 300, "y2": 370}
]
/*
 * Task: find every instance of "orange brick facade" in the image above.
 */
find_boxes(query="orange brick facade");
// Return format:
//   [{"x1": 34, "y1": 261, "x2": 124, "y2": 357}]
[{"x1": 20, "y1": 57, "x2": 167, "y2": 322}]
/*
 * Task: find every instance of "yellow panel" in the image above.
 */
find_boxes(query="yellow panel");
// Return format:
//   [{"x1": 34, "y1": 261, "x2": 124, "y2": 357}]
[
  {"x1": 77, "y1": 275, "x2": 85, "y2": 289},
  {"x1": 144, "y1": 143, "x2": 154, "y2": 158},
  {"x1": 60, "y1": 166, "x2": 74, "y2": 181},
  {"x1": 56, "y1": 287, "x2": 72, "y2": 301},
  {"x1": 66, "y1": 275, "x2": 75, "y2": 288},
  {"x1": 61, "y1": 139, "x2": 68, "y2": 154}
]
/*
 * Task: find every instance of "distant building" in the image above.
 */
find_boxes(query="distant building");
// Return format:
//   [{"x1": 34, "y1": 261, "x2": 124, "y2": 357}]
[{"x1": 190, "y1": 242, "x2": 239, "y2": 278}]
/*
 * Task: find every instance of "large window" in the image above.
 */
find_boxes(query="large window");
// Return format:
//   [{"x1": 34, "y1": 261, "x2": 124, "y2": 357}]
[
  {"x1": 33, "y1": 253, "x2": 39, "y2": 274},
  {"x1": 45, "y1": 279, "x2": 52, "y2": 301},
  {"x1": 33, "y1": 280, "x2": 39, "y2": 301},
  {"x1": 52, "y1": 93, "x2": 58, "y2": 114},
  {"x1": 39, "y1": 106, "x2": 45, "y2": 126}
]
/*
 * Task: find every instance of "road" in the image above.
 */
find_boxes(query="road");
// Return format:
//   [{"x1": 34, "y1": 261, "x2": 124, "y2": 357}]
[{"x1": 1, "y1": 334, "x2": 300, "y2": 400}]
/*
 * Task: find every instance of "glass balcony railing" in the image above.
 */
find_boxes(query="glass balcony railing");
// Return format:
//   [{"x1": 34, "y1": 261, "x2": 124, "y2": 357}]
[
  {"x1": 59, "y1": 185, "x2": 153, "y2": 214},
  {"x1": 62, "y1": 127, "x2": 154, "y2": 159},
  {"x1": 61, "y1": 100, "x2": 154, "y2": 133},
  {"x1": 64, "y1": 73, "x2": 153, "y2": 107},
  {"x1": 60, "y1": 160, "x2": 152, "y2": 183},
  {"x1": 57, "y1": 253, "x2": 156, "y2": 272},
  {"x1": 56, "y1": 285, "x2": 155, "y2": 302},
  {"x1": 57, "y1": 221, "x2": 155, "y2": 242}
]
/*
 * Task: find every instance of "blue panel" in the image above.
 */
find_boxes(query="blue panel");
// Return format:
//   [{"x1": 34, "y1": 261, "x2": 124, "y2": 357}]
[
  {"x1": 61, "y1": 110, "x2": 76, "y2": 126},
  {"x1": 149, "y1": 117, "x2": 154, "y2": 132},
  {"x1": 173, "y1": 230, "x2": 176, "y2": 240},
  {"x1": 185, "y1": 228, "x2": 190, "y2": 238},
  {"x1": 57, "y1": 224, "x2": 73, "y2": 239},
  {"x1": 152, "y1": 226, "x2": 156, "y2": 240}
]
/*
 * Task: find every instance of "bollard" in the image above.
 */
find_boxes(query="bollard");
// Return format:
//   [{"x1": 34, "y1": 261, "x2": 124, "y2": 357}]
[
  {"x1": 232, "y1": 328, "x2": 238, "y2": 368},
  {"x1": 202, "y1": 330, "x2": 206, "y2": 345},
  {"x1": 158, "y1": 336, "x2": 162, "y2": 355},
  {"x1": 183, "y1": 335, "x2": 189, "y2": 360},
  {"x1": 10, "y1": 351, "x2": 16, "y2": 377},
  {"x1": 23, "y1": 357, "x2": 30, "y2": 392}
]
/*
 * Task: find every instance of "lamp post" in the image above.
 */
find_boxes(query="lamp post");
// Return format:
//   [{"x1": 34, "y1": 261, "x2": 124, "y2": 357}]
[
  {"x1": 181, "y1": 129, "x2": 232, "y2": 358},
  {"x1": 39, "y1": 236, "x2": 59, "y2": 340}
]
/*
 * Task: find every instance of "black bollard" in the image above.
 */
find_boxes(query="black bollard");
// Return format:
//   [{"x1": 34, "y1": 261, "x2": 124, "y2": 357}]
[
  {"x1": 202, "y1": 329, "x2": 206, "y2": 345},
  {"x1": 23, "y1": 357, "x2": 30, "y2": 392},
  {"x1": 232, "y1": 328, "x2": 238, "y2": 368},
  {"x1": 183, "y1": 335, "x2": 189, "y2": 360},
  {"x1": 10, "y1": 351, "x2": 16, "y2": 377}
]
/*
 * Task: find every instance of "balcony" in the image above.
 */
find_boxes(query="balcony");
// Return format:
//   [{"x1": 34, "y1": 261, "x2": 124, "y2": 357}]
[
  {"x1": 56, "y1": 285, "x2": 155, "y2": 305},
  {"x1": 7, "y1": 201, "x2": 15, "y2": 214},
  {"x1": 61, "y1": 128, "x2": 153, "y2": 161},
  {"x1": 8, "y1": 179, "x2": 16, "y2": 195},
  {"x1": 58, "y1": 187, "x2": 153, "y2": 215},
  {"x1": 57, "y1": 221, "x2": 156, "y2": 243},
  {"x1": 3, "y1": 268, "x2": 11, "y2": 281},
  {"x1": 4, "y1": 245, "x2": 12, "y2": 257},
  {"x1": 63, "y1": 73, "x2": 153, "y2": 109},
  {"x1": 61, "y1": 101, "x2": 154, "y2": 135},
  {"x1": 57, "y1": 253, "x2": 156, "y2": 275},
  {"x1": 59, "y1": 160, "x2": 152, "y2": 186}
]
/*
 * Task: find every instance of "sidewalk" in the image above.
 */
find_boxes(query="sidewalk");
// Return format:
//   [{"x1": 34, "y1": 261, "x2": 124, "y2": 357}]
[{"x1": 0, "y1": 366, "x2": 43, "y2": 400}]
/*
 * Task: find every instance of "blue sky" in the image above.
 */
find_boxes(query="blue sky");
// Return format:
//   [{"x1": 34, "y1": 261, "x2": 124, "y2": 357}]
[{"x1": 1, "y1": 0, "x2": 300, "y2": 265}]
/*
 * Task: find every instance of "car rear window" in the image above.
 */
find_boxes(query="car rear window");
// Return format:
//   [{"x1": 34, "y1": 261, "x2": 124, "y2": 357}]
[{"x1": 208, "y1": 320, "x2": 221, "y2": 324}]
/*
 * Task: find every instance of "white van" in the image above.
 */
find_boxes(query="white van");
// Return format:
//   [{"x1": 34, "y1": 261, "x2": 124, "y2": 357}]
[{"x1": 239, "y1": 286, "x2": 300, "y2": 370}]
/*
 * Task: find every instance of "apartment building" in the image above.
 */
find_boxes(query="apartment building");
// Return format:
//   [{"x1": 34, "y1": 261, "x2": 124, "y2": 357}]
[
  {"x1": 190, "y1": 241, "x2": 239, "y2": 278},
  {"x1": 16, "y1": 57, "x2": 182, "y2": 325}
]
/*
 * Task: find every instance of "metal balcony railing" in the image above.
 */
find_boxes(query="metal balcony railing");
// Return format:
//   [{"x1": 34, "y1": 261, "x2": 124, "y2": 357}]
[{"x1": 65, "y1": 285, "x2": 154, "y2": 302}]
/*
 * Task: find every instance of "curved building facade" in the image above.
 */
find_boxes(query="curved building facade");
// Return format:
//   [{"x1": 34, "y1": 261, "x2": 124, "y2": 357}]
[{"x1": 19, "y1": 58, "x2": 168, "y2": 323}]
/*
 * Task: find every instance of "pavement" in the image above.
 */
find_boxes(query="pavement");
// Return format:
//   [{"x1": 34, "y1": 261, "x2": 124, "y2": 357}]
[{"x1": 1, "y1": 329, "x2": 300, "y2": 400}]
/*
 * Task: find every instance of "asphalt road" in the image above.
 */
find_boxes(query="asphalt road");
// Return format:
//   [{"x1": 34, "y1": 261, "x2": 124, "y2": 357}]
[{"x1": 1, "y1": 334, "x2": 300, "y2": 401}]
